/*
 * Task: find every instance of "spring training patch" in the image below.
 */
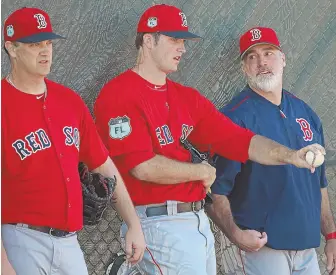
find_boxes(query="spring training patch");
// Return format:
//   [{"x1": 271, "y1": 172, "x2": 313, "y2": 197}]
[{"x1": 108, "y1": 115, "x2": 132, "y2": 140}]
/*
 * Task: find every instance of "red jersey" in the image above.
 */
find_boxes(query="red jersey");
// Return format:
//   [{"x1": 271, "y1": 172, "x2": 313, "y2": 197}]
[
  {"x1": 1, "y1": 79, "x2": 108, "y2": 231},
  {"x1": 94, "y1": 70, "x2": 254, "y2": 205}
]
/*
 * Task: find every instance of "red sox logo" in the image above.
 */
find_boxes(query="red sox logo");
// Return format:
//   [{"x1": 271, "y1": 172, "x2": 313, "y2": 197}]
[
  {"x1": 34, "y1": 13, "x2": 47, "y2": 29},
  {"x1": 12, "y1": 126, "x2": 80, "y2": 160},
  {"x1": 155, "y1": 123, "x2": 193, "y2": 146},
  {"x1": 250, "y1": 28, "x2": 262, "y2": 41},
  {"x1": 296, "y1": 118, "x2": 313, "y2": 141},
  {"x1": 179, "y1": 12, "x2": 188, "y2": 27}
]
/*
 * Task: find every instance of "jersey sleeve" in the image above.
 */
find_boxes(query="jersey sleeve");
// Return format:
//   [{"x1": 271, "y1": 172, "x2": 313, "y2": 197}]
[
  {"x1": 78, "y1": 101, "x2": 109, "y2": 170},
  {"x1": 211, "y1": 113, "x2": 245, "y2": 196},
  {"x1": 94, "y1": 84, "x2": 155, "y2": 173},
  {"x1": 187, "y1": 88, "x2": 255, "y2": 163}
]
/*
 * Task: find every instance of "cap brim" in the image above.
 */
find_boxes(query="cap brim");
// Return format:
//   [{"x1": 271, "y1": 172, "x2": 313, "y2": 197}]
[
  {"x1": 241, "y1": 42, "x2": 281, "y2": 59},
  {"x1": 160, "y1": 31, "x2": 202, "y2": 41},
  {"x1": 17, "y1": 32, "x2": 66, "y2": 43}
]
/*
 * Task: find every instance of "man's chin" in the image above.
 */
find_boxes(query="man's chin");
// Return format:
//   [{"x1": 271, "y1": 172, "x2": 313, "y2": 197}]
[
  {"x1": 38, "y1": 70, "x2": 50, "y2": 77},
  {"x1": 252, "y1": 78, "x2": 280, "y2": 91},
  {"x1": 166, "y1": 66, "x2": 179, "y2": 74},
  {"x1": 248, "y1": 81, "x2": 275, "y2": 93},
  {"x1": 256, "y1": 84, "x2": 276, "y2": 92}
]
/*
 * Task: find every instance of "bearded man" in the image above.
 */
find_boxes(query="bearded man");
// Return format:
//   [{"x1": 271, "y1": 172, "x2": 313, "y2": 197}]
[{"x1": 206, "y1": 27, "x2": 336, "y2": 275}]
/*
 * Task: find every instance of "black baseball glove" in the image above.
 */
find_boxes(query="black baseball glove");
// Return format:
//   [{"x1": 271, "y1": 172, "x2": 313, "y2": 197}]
[
  {"x1": 78, "y1": 162, "x2": 117, "y2": 225},
  {"x1": 180, "y1": 138, "x2": 214, "y2": 204}
]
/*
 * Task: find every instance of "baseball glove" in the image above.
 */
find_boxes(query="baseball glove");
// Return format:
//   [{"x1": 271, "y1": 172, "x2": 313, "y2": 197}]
[
  {"x1": 180, "y1": 138, "x2": 214, "y2": 204},
  {"x1": 78, "y1": 162, "x2": 117, "y2": 225}
]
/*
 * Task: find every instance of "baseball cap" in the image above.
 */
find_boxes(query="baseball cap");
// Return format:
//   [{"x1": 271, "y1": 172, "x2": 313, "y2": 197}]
[
  {"x1": 137, "y1": 4, "x2": 201, "y2": 40},
  {"x1": 239, "y1": 27, "x2": 281, "y2": 58},
  {"x1": 3, "y1": 7, "x2": 65, "y2": 43}
]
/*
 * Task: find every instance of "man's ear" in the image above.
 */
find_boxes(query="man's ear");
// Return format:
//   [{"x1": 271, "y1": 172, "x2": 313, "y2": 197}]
[
  {"x1": 240, "y1": 60, "x2": 246, "y2": 74},
  {"x1": 281, "y1": 52, "x2": 286, "y2": 67},
  {"x1": 142, "y1": 33, "x2": 154, "y2": 49},
  {"x1": 5, "y1": 41, "x2": 18, "y2": 57}
]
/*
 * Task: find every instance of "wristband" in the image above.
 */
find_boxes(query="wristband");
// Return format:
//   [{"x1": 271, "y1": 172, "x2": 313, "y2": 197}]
[{"x1": 325, "y1": 232, "x2": 336, "y2": 241}]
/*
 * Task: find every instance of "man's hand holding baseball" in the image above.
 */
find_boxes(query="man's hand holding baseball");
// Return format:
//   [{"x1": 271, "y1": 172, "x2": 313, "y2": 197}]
[{"x1": 290, "y1": 143, "x2": 326, "y2": 173}]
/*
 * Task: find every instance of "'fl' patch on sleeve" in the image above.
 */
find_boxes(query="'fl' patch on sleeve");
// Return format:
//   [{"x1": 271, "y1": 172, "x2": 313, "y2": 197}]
[{"x1": 108, "y1": 115, "x2": 132, "y2": 140}]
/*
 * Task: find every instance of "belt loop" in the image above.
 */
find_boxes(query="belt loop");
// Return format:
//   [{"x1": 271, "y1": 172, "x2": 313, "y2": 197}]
[
  {"x1": 135, "y1": 205, "x2": 148, "y2": 219},
  {"x1": 167, "y1": 200, "x2": 178, "y2": 216},
  {"x1": 191, "y1": 202, "x2": 196, "y2": 212},
  {"x1": 16, "y1": 223, "x2": 28, "y2": 228}
]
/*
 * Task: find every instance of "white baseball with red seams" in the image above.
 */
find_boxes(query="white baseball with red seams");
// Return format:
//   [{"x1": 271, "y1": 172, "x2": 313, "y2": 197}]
[{"x1": 305, "y1": 150, "x2": 325, "y2": 167}]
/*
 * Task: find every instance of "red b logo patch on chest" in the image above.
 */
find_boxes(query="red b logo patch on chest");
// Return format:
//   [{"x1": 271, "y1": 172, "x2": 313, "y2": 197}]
[{"x1": 295, "y1": 118, "x2": 313, "y2": 141}]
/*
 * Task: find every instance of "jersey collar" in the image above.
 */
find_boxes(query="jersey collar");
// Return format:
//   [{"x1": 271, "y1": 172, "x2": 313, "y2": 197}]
[{"x1": 244, "y1": 84, "x2": 287, "y2": 110}]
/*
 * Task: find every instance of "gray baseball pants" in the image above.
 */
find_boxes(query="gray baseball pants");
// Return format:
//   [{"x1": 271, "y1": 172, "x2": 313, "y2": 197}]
[{"x1": 2, "y1": 224, "x2": 88, "y2": 275}]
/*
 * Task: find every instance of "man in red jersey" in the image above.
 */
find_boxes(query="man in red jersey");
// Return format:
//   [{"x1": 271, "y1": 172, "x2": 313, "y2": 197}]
[
  {"x1": 1, "y1": 7, "x2": 145, "y2": 275},
  {"x1": 94, "y1": 4, "x2": 325, "y2": 275}
]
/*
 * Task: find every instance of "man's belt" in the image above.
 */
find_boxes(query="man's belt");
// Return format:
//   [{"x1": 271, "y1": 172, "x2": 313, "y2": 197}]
[
  {"x1": 145, "y1": 200, "x2": 205, "y2": 217},
  {"x1": 10, "y1": 223, "x2": 74, "y2": 237}
]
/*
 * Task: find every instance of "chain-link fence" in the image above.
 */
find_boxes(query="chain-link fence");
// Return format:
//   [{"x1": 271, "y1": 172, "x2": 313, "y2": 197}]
[{"x1": 2, "y1": 0, "x2": 335, "y2": 274}]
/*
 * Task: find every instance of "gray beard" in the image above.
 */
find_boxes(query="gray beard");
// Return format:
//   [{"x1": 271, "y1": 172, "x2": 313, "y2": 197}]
[{"x1": 247, "y1": 73, "x2": 281, "y2": 92}]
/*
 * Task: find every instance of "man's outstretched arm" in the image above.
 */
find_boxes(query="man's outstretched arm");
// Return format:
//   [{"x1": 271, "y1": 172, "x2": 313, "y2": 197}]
[{"x1": 248, "y1": 135, "x2": 325, "y2": 170}]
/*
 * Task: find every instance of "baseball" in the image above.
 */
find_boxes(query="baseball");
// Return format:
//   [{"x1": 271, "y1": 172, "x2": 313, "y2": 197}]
[{"x1": 305, "y1": 150, "x2": 325, "y2": 167}]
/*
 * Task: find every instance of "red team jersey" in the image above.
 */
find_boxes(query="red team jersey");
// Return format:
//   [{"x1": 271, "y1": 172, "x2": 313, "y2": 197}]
[
  {"x1": 1, "y1": 79, "x2": 108, "y2": 231},
  {"x1": 94, "y1": 70, "x2": 254, "y2": 205}
]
